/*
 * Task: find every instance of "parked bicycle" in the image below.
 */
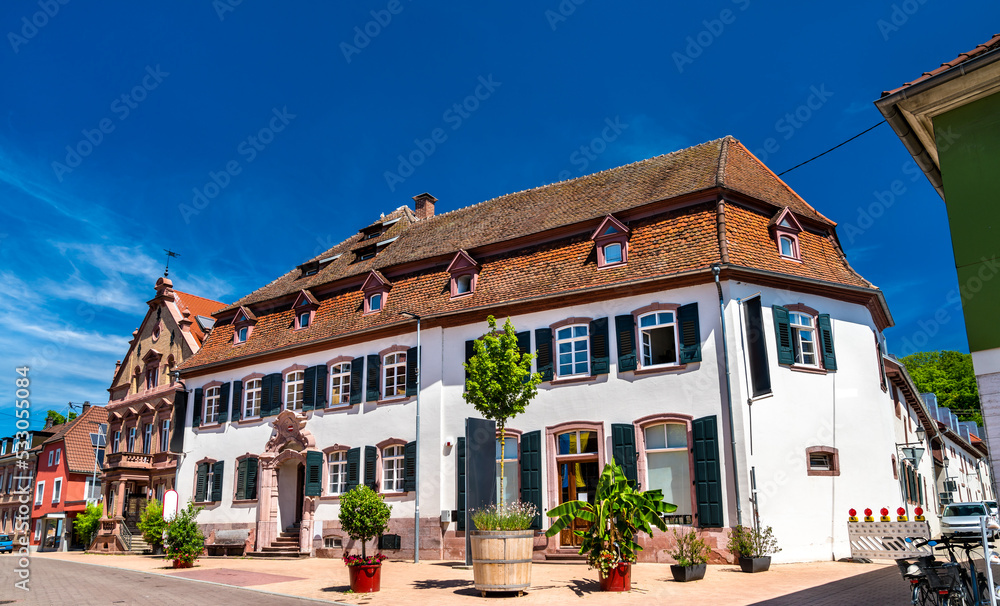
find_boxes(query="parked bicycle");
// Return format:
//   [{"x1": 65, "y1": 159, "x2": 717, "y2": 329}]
[{"x1": 901, "y1": 536, "x2": 996, "y2": 605}]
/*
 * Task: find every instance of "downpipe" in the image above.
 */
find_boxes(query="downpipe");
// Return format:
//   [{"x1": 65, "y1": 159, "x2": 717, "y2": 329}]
[{"x1": 712, "y1": 264, "x2": 743, "y2": 527}]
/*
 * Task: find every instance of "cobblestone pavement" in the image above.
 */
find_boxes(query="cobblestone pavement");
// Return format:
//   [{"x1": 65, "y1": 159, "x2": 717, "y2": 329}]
[{"x1": 0, "y1": 556, "x2": 334, "y2": 606}]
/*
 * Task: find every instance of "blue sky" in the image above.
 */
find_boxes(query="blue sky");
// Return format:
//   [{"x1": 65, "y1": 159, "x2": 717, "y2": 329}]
[{"x1": 1, "y1": 2, "x2": 996, "y2": 435}]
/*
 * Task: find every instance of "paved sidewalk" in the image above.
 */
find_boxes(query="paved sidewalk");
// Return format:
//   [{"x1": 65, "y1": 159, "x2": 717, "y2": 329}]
[{"x1": 10, "y1": 552, "x2": 913, "y2": 605}]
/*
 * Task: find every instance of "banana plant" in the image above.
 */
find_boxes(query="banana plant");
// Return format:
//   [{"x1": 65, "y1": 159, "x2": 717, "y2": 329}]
[{"x1": 544, "y1": 460, "x2": 677, "y2": 571}]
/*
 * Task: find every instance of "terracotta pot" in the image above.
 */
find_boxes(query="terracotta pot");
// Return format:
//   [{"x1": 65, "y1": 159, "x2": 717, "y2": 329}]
[
  {"x1": 738, "y1": 556, "x2": 771, "y2": 573},
  {"x1": 348, "y1": 563, "x2": 382, "y2": 593},
  {"x1": 670, "y1": 563, "x2": 707, "y2": 582},
  {"x1": 172, "y1": 560, "x2": 193, "y2": 569},
  {"x1": 599, "y1": 562, "x2": 631, "y2": 592}
]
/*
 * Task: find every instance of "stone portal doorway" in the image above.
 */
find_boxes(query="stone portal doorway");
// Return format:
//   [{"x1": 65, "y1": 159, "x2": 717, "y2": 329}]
[{"x1": 276, "y1": 458, "x2": 305, "y2": 531}]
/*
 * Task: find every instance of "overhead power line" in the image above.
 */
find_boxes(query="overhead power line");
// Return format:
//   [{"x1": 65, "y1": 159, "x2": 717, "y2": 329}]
[{"x1": 777, "y1": 121, "x2": 886, "y2": 176}]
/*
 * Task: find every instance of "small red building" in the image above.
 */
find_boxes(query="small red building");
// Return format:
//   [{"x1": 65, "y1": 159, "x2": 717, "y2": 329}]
[{"x1": 30, "y1": 404, "x2": 107, "y2": 551}]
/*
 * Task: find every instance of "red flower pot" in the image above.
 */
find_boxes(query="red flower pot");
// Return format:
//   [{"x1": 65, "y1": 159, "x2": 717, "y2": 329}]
[
  {"x1": 172, "y1": 560, "x2": 193, "y2": 569},
  {"x1": 348, "y1": 563, "x2": 382, "y2": 593},
  {"x1": 599, "y1": 562, "x2": 631, "y2": 592}
]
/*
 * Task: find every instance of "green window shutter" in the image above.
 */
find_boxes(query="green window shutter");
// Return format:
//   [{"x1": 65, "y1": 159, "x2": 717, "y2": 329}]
[
  {"x1": 404, "y1": 441, "x2": 417, "y2": 492},
  {"x1": 211, "y1": 461, "x2": 224, "y2": 502},
  {"x1": 817, "y1": 314, "x2": 838, "y2": 371},
  {"x1": 231, "y1": 380, "x2": 243, "y2": 422},
  {"x1": 366, "y1": 355, "x2": 381, "y2": 402},
  {"x1": 772, "y1": 305, "x2": 794, "y2": 365},
  {"x1": 405, "y1": 347, "x2": 419, "y2": 397},
  {"x1": 192, "y1": 388, "x2": 203, "y2": 428},
  {"x1": 464, "y1": 340, "x2": 475, "y2": 390},
  {"x1": 259, "y1": 375, "x2": 271, "y2": 416},
  {"x1": 349, "y1": 357, "x2": 364, "y2": 405},
  {"x1": 589, "y1": 317, "x2": 610, "y2": 375},
  {"x1": 218, "y1": 382, "x2": 230, "y2": 422},
  {"x1": 305, "y1": 450, "x2": 323, "y2": 496},
  {"x1": 345, "y1": 447, "x2": 360, "y2": 491},
  {"x1": 195, "y1": 462, "x2": 207, "y2": 502},
  {"x1": 515, "y1": 332, "x2": 532, "y2": 383},
  {"x1": 303, "y1": 366, "x2": 317, "y2": 411},
  {"x1": 520, "y1": 430, "x2": 543, "y2": 530},
  {"x1": 235, "y1": 459, "x2": 247, "y2": 500},
  {"x1": 614, "y1": 315, "x2": 637, "y2": 372},
  {"x1": 364, "y1": 446, "x2": 378, "y2": 490},
  {"x1": 692, "y1": 415, "x2": 723, "y2": 528},
  {"x1": 534, "y1": 329, "x2": 553, "y2": 382},
  {"x1": 246, "y1": 458, "x2": 258, "y2": 499},
  {"x1": 678, "y1": 303, "x2": 702, "y2": 364},
  {"x1": 456, "y1": 437, "x2": 466, "y2": 531},
  {"x1": 611, "y1": 423, "x2": 638, "y2": 486},
  {"x1": 267, "y1": 373, "x2": 282, "y2": 416},
  {"x1": 314, "y1": 364, "x2": 328, "y2": 408}
]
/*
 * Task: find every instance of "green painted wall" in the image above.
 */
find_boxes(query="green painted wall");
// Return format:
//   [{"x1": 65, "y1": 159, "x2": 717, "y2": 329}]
[{"x1": 935, "y1": 92, "x2": 1000, "y2": 352}]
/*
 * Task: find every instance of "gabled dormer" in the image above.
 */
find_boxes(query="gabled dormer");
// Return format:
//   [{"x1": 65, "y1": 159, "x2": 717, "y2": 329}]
[
  {"x1": 591, "y1": 214, "x2": 630, "y2": 268},
  {"x1": 232, "y1": 306, "x2": 258, "y2": 345},
  {"x1": 292, "y1": 289, "x2": 319, "y2": 330},
  {"x1": 770, "y1": 207, "x2": 803, "y2": 261},
  {"x1": 361, "y1": 271, "x2": 391, "y2": 315},
  {"x1": 446, "y1": 250, "x2": 479, "y2": 298}
]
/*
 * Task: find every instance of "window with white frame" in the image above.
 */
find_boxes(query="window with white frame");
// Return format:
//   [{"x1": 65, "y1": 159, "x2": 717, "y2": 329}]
[
  {"x1": 146, "y1": 366, "x2": 158, "y2": 390},
  {"x1": 34, "y1": 520, "x2": 41, "y2": 541},
  {"x1": 603, "y1": 242, "x2": 623, "y2": 265},
  {"x1": 789, "y1": 312, "x2": 817, "y2": 367},
  {"x1": 55, "y1": 448, "x2": 60, "y2": 465},
  {"x1": 236, "y1": 326, "x2": 249, "y2": 344},
  {"x1": 382, "y1": 445, "x2": 404, "y2": 492},
  {"x1": 35, "y1": 481, "x2": 44, "y2": 505},
  {"x1": 644, "y1": 423, "x2": 691, "y2": 516},
  {"x1": 330, "y1": 363, "x2": 351, "y2": 406},
  {"x1": 298, "y1": 310, "x2": 311, "y2": 329},
  {"x1": 6, "y1": 468, "x2": 12, "y2": 493},
  {"x1": 204, "y1": 386, "x2": 221, "y2": 423},
  {"x1": 809, "y1": 452, "x2": 832, "y2": 471},
  {"x1": 112, "y1": 431, "x2": 121, "y2": 454},
  {"x1": 160, "y1": 419, "x2": 170, "y2": 452},
  {"x1": 244, "y1": 379, "x2": 262, "y2": 418},
  {"x1": 127, "y1": 427, "x2": 137, "y2": 452},
  {"x1": 383, "y1": 353, "x2": 407, "y2": 399},
  {"x1": 143, "y1": 423, "x2": 153, "y2": 454},
  {"x1": 285, "y1": 372, "x2": 304, "y2": 410},
  {"x1": 556, "y1": 325, "x2": 589, "y2": 377},
  {"x1": 368, "y1": 292, "x2": 383, "y2": 312},
  {"x1": 779, "y1": 235, "x2": 797, "y2": 259},
  {"x1": 48, "y1": 451, "x2": 53, "y2": 467},
  {"x1": 52, "y1": 478, "x2": 62, "y2": 503},
  {"x1": 328, "y1": 451, "x2": 348, "y2": 495},
  {"x1": 455, "y1": 274, "x2": 473, "y2": 295},
  {"x1": 639, "y1": 311, "x2": 679, "y2": 367},
  {"x1": 496, "y1": 436, "x2": 519, "y2": 505}
]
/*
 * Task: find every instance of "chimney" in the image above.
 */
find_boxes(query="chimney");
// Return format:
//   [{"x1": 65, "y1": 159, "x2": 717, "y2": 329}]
[
  {"x1": 82, "y1": 401, "x2": 91, "y2": 413},
  {"x1": 44, "y1": 416, "x2": 54, "y2": 430},
  {"x1": 413, "y1": 193, "x2": 437, "y2": 220}
]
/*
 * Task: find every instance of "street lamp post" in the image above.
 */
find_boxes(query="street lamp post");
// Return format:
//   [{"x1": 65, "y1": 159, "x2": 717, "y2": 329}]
[
  {"x1": 895, "y1": 425, "x2": 927, "y2": 518},
  {"x1": 400, "y1": 312, "x2": 421, "y2": 564}
]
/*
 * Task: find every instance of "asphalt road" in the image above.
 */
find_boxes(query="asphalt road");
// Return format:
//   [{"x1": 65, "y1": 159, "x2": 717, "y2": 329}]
[{"x1": 0, "y1": 556, "x2": 333, "y2": 606}]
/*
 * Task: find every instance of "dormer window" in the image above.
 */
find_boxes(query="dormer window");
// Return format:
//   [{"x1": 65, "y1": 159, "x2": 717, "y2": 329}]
[
  {"x1": 447, "y1": 250, "x2": 479, "y2": 299},
  {"x1": 236, "y1": 326, "x2": 248, "y2": 343},
  {"x1": 591, "y1": 214, "x2": 630, "y2": 269},
  {"x1": 770, "y1": 207, "x2": 804, "y2": 262},
  {"x1": 232, "y1": 306, "x2": 258, "y2": 345},
  {"x1": 361, "y1": 271, "x2": 391, "y2": 315},
  {"x1": 292, "y1": 290, "x2": 319, "y2": 330}
]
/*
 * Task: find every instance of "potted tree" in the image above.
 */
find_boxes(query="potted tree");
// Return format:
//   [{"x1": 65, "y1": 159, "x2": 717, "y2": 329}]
[
  {"x1": 727, "y1": 524, "x2": 781, "y2": 573},
  {"x1": 545, "y1": 460, "x2": 676, "y2": 592},
  {"x1": 339, "y1": 485, "x2": 391, "y2": 593},
  {"x1": 137, "y1": 498, "x2": 167, "y2": 555},
  {"x1": 669, "y1": 528, "x2": 710, "y2": 582},
  {"x1": 163, "y1": 503, "x2": 204, "y2": 568},
  {"x1": 463, "y1": 315, "x2": 542, "y2": 596}
]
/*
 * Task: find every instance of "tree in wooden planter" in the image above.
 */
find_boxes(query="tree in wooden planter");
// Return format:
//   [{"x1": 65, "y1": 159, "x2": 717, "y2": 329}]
[
  {"x1": 339, "y1": 485, "x2": 391, "y2": 593},
  {"x1": 164, "y1": 503, "x2": 205, "y2": 568},
  {"x1": 545, "y1": 460, "x2": 676, "y2": 592},
  {"x1": 669, "y1": 528, "x2": 710, "y2": 582},
  {"x1": 463, "y1": 316, "x2": 542, "y2": 596},
  {"x1": 727, "y1": 524, "x2": 781, "y2": 573}
]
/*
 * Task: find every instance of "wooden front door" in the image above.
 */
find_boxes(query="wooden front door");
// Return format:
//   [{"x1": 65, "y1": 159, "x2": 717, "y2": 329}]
[
  {"x1": 558, "y1": 459, "x2": 600, "y2": 547},
  {"x1": 123, "y1": 494, "x2": 146, "y2": 532}
]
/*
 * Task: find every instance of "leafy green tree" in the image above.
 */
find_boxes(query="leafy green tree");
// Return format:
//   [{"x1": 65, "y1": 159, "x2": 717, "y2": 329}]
[
  {"x1": 73, "y1": 502, "x2": 103, "y2": 546},
  {"x1": 164, "y1": 503, "x2": 205, "y2": 565},
  {"x1": 901, "y1": 351, "x2": 981, "y2": 424},
  {"x1": 138, "y1": 499, "x2": 167, "y2": 551},
  {"x1": 339, "y1": 485, "x2": 391, "y2": 561},
  {"x1": 463, "y1": 316, "x2": 542, "y2": 503},
  {"x1": 45, "y1": 410, "x2": 67, "y2": 426}
]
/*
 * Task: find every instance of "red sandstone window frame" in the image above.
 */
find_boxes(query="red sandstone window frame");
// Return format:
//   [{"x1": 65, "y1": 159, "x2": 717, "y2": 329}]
[
  {"x1": 591, "y1": 214, "x2": 630, "y2": 269},
  {"x1": 376, "y1": 438, "x2": 408, "y2": 495},
  {"x1": 545, "y1": 421, "x2": 605, "y2": 525},
  {"x1": 447, "y1": 250, "x2": 480, "y2": 299},
  {"x1": 361, "y1": 272, "x2": 391, "y2": 316},
  {"x1": 806, "y1": 446, "x2": 840, "y2": 477},
  {"x1": 771, "y1": 208, "x2": 804, "y2": 262},
  {"x1": 193, "y1": 456, "x2": 219, "y2": 504}
]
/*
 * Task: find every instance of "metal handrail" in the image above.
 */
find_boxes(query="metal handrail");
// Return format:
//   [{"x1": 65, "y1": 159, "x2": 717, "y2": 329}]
[{"x1": 120, "y1": 520, "x2": 132, "y2": 551}]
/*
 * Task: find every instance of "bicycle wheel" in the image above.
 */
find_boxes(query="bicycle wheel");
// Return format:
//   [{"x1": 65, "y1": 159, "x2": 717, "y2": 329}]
[
  {"x1": 912, "y1": 581, "x2": 933, "y2": 605},
  {"x1": 941, "y1": 585, "x2": 971, "y2": 606}
]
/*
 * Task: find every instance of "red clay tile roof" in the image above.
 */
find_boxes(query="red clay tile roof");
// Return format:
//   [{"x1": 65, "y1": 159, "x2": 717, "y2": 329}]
[
  {"x1": 181, "y1": 137, "x2": 881, "y2": 371},
  {"x1": 42, "y1": 406, "x2": 109, "y2": 475},
  {"x1": 219, "y1": 137, "x2": 836, "y2": 314},
  {"x1": 882, "y1": 33, "x2": 1000, "y2": 96},
  {"x1": 173, "y1": 290, "x2": 225, "y2": 344}
]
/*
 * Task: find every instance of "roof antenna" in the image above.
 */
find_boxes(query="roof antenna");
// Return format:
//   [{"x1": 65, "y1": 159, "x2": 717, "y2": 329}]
[{"x1": 163, "y1": 249, "x2": 180, "y2": 277}]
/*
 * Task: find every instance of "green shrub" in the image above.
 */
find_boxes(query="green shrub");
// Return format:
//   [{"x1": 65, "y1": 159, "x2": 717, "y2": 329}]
[
  {"x1": 73, "y1": 502, "x2": 103, "y2": 546},
  {"x1": 164, "y1": 503, "x2": 205, "y2": 565},
  {"x1": 137, "y1": 499, "x2": 167, "y2": 552},
  {"x1": 726, "y1": 524, "x2": 781, "y2": 558},
  {"x1": 339, "y1": 485, "x2": 391, "y2": 562},
  {"x1": 670, "y1": 528, "x2": 710, "y2": 567}
]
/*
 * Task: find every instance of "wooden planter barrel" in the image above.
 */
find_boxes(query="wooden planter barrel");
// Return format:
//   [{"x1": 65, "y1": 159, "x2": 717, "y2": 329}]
[{"x1": 470, "y1": 529, "x2": 534, "y2": 596}]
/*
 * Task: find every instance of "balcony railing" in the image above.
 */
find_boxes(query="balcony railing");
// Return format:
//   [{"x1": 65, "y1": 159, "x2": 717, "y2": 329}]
[{"x1": 105, "y1": 452, "x2": 153, "y2": 469}]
